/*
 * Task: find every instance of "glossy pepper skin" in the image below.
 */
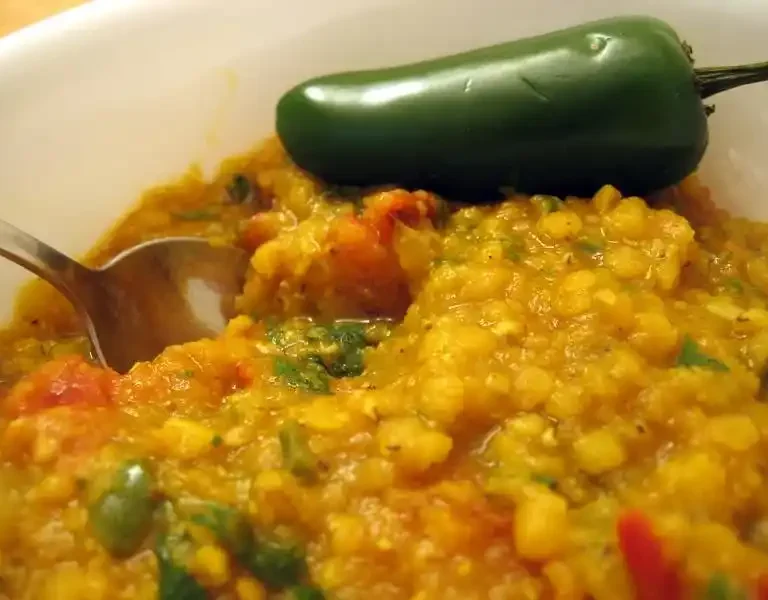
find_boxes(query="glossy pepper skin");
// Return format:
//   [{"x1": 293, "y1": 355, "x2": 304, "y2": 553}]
[
  {"x1": 88, "y1": 460, "x2": 155, "y2": 557},
  {"x1": 277, "y1": 16, "x2": 708, "y2": 198}
]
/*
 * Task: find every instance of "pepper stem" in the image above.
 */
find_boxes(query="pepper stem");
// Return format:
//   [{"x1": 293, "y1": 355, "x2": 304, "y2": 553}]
[{"x1": 696, "y1": 61, "x2": 768, "y2": 99}]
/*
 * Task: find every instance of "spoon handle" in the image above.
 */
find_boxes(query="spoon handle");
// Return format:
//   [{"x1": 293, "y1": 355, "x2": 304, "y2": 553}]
[{"x1": 0, "y1": 219, "x2": 92, "y2": 306}]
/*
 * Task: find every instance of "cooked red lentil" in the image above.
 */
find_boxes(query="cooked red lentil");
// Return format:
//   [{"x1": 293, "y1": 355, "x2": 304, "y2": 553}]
[{"x1": 1, "y1": 138, "x2": 768, "y2": 600}]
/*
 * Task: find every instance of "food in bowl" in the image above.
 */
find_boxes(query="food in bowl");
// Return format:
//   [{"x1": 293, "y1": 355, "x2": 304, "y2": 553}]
[
  {"x1": 3, "y1": 13, "x2": 768, "y2": 600},
  {"x1": 1, "y1": 137, "x2": 767, "y2": 599}
]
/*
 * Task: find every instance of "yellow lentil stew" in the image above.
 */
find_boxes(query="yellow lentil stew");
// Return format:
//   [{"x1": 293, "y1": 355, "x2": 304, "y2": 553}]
[{"x1": 1, "y1": 138, "x2": 768, "y2": 600}]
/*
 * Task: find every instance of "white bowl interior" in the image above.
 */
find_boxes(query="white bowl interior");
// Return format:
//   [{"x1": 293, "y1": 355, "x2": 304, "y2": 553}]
[{"x1": 0, "y1": 0, "x2": 766, "y2": 319}]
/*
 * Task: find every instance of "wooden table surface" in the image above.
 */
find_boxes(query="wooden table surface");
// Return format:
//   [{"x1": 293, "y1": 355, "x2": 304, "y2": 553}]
[{"x1": 0, "y1": 0, "x2": 86, "y2": 37}]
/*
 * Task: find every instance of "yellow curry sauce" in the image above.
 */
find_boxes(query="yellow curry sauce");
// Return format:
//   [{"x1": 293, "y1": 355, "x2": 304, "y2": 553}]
[{"x1": 1, "y1": 138, "x2": 768, "y2": 600}]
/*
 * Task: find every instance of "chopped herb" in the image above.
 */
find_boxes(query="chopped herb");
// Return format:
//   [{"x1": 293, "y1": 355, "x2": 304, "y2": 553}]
[
  {"x1": 291, "y1": 585, "x2": 326, "y2": 600},
  {"x1": 246, "y1": 537, "x2": 306, "y2": 589},
  {"x1": 502, "y1": 235, "x2": 526, "y2": 262},
  {"x1": 323, "y1": 322, "x2": 368, "y2": 378},
  {"x1": 724, "y1": 278, "x2": 744, "y2": 293},
  {"x1": 532, "y1": 194, "x2": 562, "y2": 214},
  {"x1": 543, "y1": 196, "x2": 562, "y2": 213},
  {"x1": 504, "y1": 249, "x2": 522, "y2": 262},
  {"x1": 155, "y1": 535, "x2": 207, "y2": 600},
  {"x1": 88, "y1": 460, "x2": 155, "y2": 557},
  {"x1": 211, "y1": 434, "x2": 223, "y2": 448},
  {"x1": 178, "y1": 369, "x2": 195, "y2": 379},
  {"x1": 575, "y1": 239, "x2": 603, "y2": 255},
  {"x1": 265, "y1": 317, "x2": 285, "y2": 346},
  {"x1": 305, "y1": 327, "x2": 327, "y2": 342},
  {"x1": 675, "y1": 335, "x2": 729, "y2": 372},
  {"x1": 279, "y1": 420, "x2": 318, "y2": 482},
  {"x1": 327, "y1": 350, "x2": 364, "y2": 378},
  {"x1": 302, "y1": 321, "x2": 370, "y2": 378},
  {"x1": 193, "y1": 503, "x2": 306, "y2": 589},
  {"x1": 192, "y1": 503, "x2": 255, "y2": 560},
  {"x1": 273, "y1": 356, "x2": 331, "y2": 394},
  {"x1": 325, "y1": 321, "x2": 367, "y2": 346},
  {"x1": 173, "y1": 208, "x2": 219, "y2": 221},
  {"x1": 704, "y1": 573, "x2": 747, "y2": 600},
  {"x1": 225, "y1": 173, "x2": 253, "y2": 204},
  {"x1": 268, "y1": 320, "x2": 384, "y2": 382},
  {"x1": 532, "y1": 474, "x2": 557, "y2": 489}
]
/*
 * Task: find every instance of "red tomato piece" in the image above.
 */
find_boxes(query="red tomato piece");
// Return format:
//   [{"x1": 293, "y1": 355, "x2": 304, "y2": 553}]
[
  {"x1": 329, "y1": 214, "x2": 385, "y2": 260},
  {"x1": 6, "y1": 355, "x2": 116, "y2": 416},
  {"x1": 756, "y1": 573, "x2": 768, "y2": 600},
  {"x1": 234, "y1": 360, "x2": 260, "y2": 388},
  {"x1": 241, "y1": 212, "x2": 282, "y2": 252},
  {"x1": 326, "y1": 214, "x2": 411, "y2": 317},
  {"x1": 617, "y1": 510, "x2": 682, "y2": 600},
  {"x1": 327, "y1": 214, "x2": 399, "y2": 286},
  {"x1": 362, "y1": 190, "x2": 439, "y2": 244},
  {"x1": 34, "y1": 405, "x2": 116, "y2": 465}
]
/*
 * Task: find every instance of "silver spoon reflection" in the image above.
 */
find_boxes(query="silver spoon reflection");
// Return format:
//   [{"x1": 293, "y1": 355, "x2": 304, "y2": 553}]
[{"x1": 0, "y1": 219, "x2": 248, "y2": 373}]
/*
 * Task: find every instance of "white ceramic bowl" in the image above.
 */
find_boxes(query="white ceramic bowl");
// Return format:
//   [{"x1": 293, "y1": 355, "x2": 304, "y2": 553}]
[{"x1": 0, "y1": 0, "x2": 767, "y2": 317}]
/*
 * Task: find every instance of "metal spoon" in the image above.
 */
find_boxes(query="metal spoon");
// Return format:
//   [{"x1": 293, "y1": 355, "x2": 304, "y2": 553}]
[{"x1": 0, "y1": 219, "x2": 249, "y2": 373}]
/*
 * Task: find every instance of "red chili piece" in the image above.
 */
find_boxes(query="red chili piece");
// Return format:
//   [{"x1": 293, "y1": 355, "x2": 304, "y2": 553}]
[
  {"x1": 617, "y1": 510, "x2": 682, "y2": 600},
  {"x1": 756, "y1": 573, "x2": 768, "y2": 600}
]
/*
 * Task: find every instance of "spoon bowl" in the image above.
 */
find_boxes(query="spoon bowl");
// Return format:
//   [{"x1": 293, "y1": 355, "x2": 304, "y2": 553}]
[{"x1": 0, "y1": 220, "x2": 248, "y2": 373}]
